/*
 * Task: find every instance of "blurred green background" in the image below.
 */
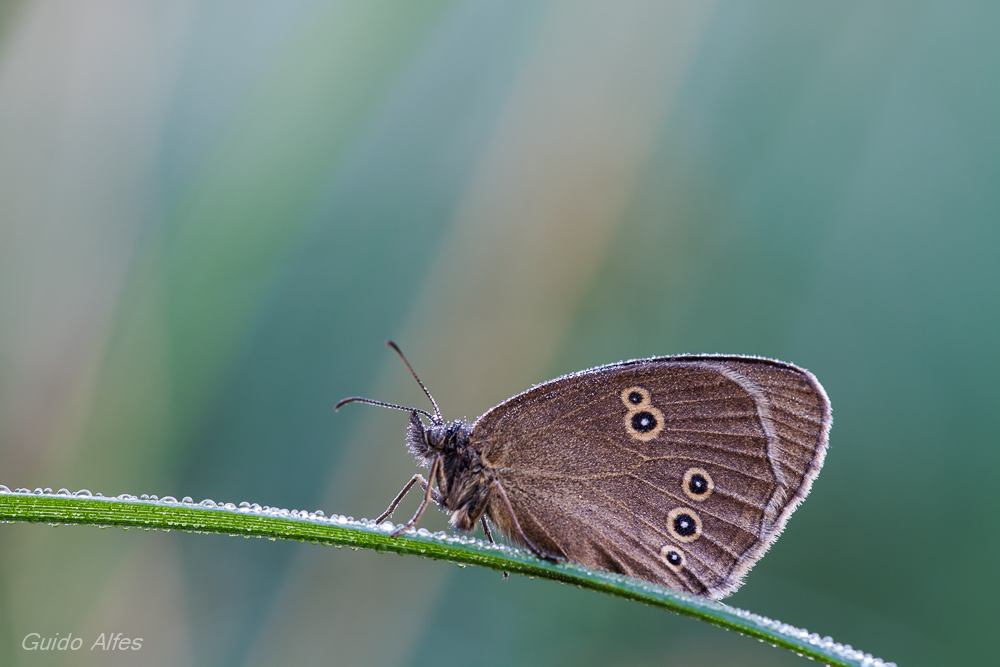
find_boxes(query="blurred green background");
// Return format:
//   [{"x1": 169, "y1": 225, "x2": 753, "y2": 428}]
[{"x1": 1, "y1": 1, "x2": 997, "y2": 665}]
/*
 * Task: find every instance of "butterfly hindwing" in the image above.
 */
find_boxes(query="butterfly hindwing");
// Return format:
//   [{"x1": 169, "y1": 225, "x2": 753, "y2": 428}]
[{"x1": 472, "y1": 356, "x2": 830, "y2": 598}]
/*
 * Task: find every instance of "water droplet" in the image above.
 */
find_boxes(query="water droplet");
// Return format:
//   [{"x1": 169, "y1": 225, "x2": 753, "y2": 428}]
[
  {"x1": 43, "y1": 488, "x2": 53, "y2": 494},
  {"x1": 199, "y1": 499, "x2": 216, "y2": 507},
  {"x1": 224, "y1": 503, "x2": 236, "y2": 510},
  {"x1": 314, "y1": 509, "x2": 325, "y2": 517},
  {"x1": 76, "y1": 489, "x2": 92, "y2": 497},
  {"x1": 239, "y1": 501, "x2": 251, "y2": 508},
  {"x1": 0, "y1": 485, "x2": 9, "y2": 493},
  {"x1": 161, "y1": 496, "x2": 177, "y2": 503},
  {"x1": 56, "y1": 488, "x2": 70, "y2": 496},
  {"x1": 181, "y1": 496, "x2": 194, "y2": 504}
]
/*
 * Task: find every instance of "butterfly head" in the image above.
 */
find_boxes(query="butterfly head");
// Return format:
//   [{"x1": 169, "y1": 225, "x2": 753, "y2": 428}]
[
  {"x1": 405, "y1": 412, "x2": 473, "y2": 464},
  {"x1": 336, "y1": 340, "x2": 480, "y2": 476}
]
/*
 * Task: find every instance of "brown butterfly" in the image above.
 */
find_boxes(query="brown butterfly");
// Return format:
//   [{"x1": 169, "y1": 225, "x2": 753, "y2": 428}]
[{"x1": 336, "y1": 342, "x2": 831, "y2": 599}]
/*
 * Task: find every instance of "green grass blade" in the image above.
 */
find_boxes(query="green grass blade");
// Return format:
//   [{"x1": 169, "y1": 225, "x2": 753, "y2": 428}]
[{"x1": 0, "y1": 486, "x2": 892, "y2": 667}]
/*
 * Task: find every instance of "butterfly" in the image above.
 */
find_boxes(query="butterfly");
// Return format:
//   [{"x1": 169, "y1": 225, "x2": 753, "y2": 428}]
[{"x1": 336, "y1": 342, "x2": 830, "y2": 599}]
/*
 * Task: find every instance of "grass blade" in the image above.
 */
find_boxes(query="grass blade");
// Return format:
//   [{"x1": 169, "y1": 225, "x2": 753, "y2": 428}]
[{"x1": 0, "y1": 486, "x2": 892, "y2": 667}]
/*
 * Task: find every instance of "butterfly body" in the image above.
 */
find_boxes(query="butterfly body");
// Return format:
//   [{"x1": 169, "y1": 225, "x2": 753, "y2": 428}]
[
  {"x1": 402, "y1": 416, "x2": 489, "y2": 533},
  {"x1": 341, "y1": 349, "x2": 830, "y2": 600}
]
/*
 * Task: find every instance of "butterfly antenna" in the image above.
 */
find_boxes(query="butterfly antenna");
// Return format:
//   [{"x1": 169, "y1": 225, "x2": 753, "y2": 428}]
[
  {"x1": 334, "y1": 396, "x2": 433, "y2": 420},
  {"x1": 385, "y1": 340, "x2": 443, "y2": 423}
]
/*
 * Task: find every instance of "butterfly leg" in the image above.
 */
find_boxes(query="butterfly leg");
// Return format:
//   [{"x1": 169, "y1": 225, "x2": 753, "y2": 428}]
[
  {"x1": 390, "y1": 456, "x2": 442, "y2": 537},
  {"x1": 480, "y1": 516, "x2": 494, "y2": 543},
  {"x1": 376, "y1": 468, "x2": 443, "y2": 524},
  {"x1": 479, "y1": 517, "x2": 510, "y2": 580},
  {"x1": 375, "y1": 475, "x2": 425, "y2": 523},
  {"x1": 489, "y1": 480, "x2": 559, "y2": 563}
]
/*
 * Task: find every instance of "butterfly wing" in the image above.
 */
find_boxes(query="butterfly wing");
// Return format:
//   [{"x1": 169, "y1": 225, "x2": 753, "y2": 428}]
[{"x1": 471, "y1": 355, "x2": 830, "y2": 599}]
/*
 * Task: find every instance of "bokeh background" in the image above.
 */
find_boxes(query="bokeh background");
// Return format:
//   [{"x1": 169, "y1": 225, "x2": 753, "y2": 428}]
[{"x1": 1, "y1": 1, "x2": 998, "y2": 666}]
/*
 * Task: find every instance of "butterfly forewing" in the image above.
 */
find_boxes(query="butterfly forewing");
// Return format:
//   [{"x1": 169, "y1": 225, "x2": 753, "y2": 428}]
[{"x1": 472, "y1": 356, "x2": 830, "y2": 598}]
